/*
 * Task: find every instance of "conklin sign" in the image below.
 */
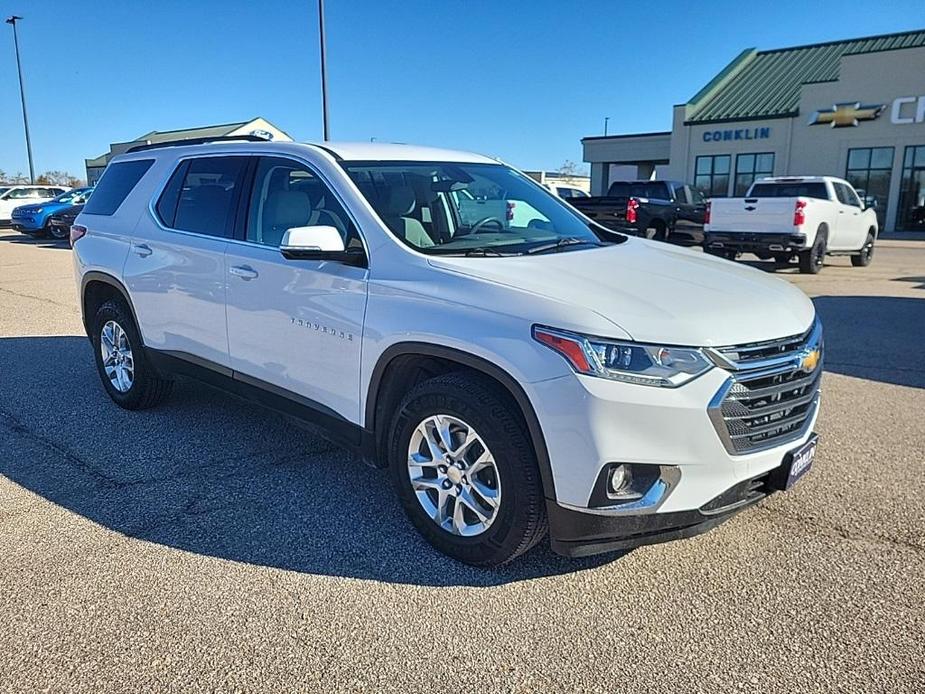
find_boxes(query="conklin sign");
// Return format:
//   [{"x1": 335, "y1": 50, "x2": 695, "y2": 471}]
[{"x1": 703, "y1": 127, "x2": 771, "y2": 142}]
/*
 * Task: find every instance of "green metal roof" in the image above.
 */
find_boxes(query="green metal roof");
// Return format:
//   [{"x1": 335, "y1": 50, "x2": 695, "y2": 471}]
[
  {"x1": 687, "y1": 29, "x2": 925, "y2": 124},
  {"x1": 141, "y1": 120, "x2": 250, "y2": 144}
]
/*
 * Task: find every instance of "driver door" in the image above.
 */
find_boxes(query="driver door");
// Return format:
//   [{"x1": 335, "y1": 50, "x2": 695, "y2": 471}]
[{"x1": 224, "y1": 155, "x2": 369, "y2": 424}]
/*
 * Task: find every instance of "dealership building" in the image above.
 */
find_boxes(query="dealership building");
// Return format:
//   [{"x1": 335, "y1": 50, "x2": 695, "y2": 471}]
[{"x1": 582, "y1": 29, "x2": 925, "y2": 232}]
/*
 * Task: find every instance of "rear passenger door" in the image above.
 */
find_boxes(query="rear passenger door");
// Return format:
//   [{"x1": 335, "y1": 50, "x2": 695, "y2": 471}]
[
  {"x1": 123, "y1": 155, "x2": 249, "y2": 368},
  {"x1": 224, "y1": 155, "x2": 368, "y2": 424}
]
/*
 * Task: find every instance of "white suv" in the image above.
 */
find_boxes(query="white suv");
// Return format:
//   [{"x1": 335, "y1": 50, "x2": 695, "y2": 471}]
[
  {"x1": 72, "y1": 138, "x2": 823, "y2": 566},
  {"x1": 0, "y1": 184, "x2": 69, "y2": 223}
]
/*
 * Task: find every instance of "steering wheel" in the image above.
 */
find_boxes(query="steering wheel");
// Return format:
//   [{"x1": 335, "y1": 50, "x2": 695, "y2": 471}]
[{"x1": 470, "y1": 217, "x2": 505, "y2": 234}]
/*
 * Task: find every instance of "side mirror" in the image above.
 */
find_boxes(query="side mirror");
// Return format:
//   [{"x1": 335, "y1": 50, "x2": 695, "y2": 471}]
[{"x1": 279, "y1": 225, "x2": 364, "y2": 266}]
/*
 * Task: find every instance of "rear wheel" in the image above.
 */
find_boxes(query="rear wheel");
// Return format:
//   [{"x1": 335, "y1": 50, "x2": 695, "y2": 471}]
[
  {"x1": 651, "y1": 221, "x2": 668, "y2": 242},
  {"x1": 798, "y1": 230, "x2": 827, "y2": 274},
  {"x1": 705, "y1": 247, "x2": 737, "y2": 260},
  {"x1": 91, "y1": 299, "x2": 173, "y2": 410},
  {"x1": 851, "y1": 231, "x2": 875, "y2": 267},
  {"x1": 388, "y1": 373, "x2": 547, "y2": 566}
]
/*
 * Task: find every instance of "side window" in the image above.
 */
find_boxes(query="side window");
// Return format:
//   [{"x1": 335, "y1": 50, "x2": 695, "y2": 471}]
[
  {"x1": 8, "y1": 188, "x2": 33, "y2": 199},
  {"x1": 166, "y1": 156, "x2": 247, "y2": 237},
  {"x1": 245, "y1": 156, "x2": 358, "y2": 249},
  {"x1": 556, "y1": 187, "x2": 572, "y2": 198},
  {"x1": 83, "y1": 159, "x2": 155, "y2": 216},
  {"x1": 836, "y1": 183, "x2": 861, "y2": 207},
  {"x1": 673, "y1": 185, "x2": 688, "y2": 204}
]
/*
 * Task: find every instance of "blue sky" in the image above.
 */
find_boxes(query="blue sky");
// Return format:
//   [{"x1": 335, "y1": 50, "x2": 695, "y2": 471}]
[{"x1": 1, "y1": 0, "x2": 923, "y2": 179}]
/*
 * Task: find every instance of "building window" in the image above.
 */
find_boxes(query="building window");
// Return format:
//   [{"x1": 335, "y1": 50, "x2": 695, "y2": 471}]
[
  {"x1": 694, "y1": 155, "x2": 730, "y2": 198},
  {"x1": 734, "y1": 153, "x2": 774, "y2": 196},
  {"x1": 846, "y1": 147, "x2": 893, "y2": 229},
  {"x1": 897, "y1": 145, "x2": 925, "y2": 231}
]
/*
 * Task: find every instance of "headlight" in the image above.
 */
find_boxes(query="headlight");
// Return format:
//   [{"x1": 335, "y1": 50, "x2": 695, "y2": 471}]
[{"x1": 533, "y1": 326, "x2": 712, "y2": 387}]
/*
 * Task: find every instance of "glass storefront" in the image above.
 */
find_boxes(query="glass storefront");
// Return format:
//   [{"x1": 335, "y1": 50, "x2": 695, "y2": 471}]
[
  {"x1": 734, "y1": 153, "x2": 774, "y2": 196},
  {"x1": 845, "y1": 147, "x2": 893, "y2": 229},
  {"x1": 694, "y1": 155, "x2": 730, "y2": 198},
  {"x1": 897, "y1": 145, "x2": 925, "y2": 231}
]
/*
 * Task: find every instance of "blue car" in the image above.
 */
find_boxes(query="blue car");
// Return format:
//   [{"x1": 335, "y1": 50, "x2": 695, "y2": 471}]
[{"x1": 11, "y1": 187, "x2": 94, "y2": 238}]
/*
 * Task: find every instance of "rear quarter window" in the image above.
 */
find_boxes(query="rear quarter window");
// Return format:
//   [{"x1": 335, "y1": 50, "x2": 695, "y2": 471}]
[
  {"x1": 82, "y1": 159, "x2": 155, "y2": 215},
  {"x1": 748, "y1": 182, "x2": 829, "y2": 200}
]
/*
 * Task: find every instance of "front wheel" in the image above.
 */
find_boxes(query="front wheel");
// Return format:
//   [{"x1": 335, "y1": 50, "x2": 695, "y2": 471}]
[
  {"x1": 851, "y1": 231, "x2": 875, "y2": 267},
  {"x1": 46, "y1": 220, "x2": 68, "y2": 240},
  {"x1": 388, "y1": 373, "x2": 547, "y2": 566}
]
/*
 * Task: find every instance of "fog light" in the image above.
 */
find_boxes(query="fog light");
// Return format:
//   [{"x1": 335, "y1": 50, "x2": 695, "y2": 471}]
[{"x1": 608, "y1": 464, "x2": 633, "y2": 498}]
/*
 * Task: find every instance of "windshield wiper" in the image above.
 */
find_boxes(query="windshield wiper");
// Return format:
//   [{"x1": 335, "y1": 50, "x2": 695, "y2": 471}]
[
  {"x1": 525, "y1": 237, "x2": 603, "y2": 255},
  {"x1": 462, "y1": 246, "x2": 520, "y2": 257}
]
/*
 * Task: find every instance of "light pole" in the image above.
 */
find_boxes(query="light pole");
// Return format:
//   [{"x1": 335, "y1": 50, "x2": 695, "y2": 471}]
[
  {"x1": 317, "y1": 0, "x2": 329, "y2": 141},
  {"x1": 6, "y1": 16, "x2": 35, "y2": 184},
  {"x1": 604, "y1": 117, "x2": 610, "y2": 136}
]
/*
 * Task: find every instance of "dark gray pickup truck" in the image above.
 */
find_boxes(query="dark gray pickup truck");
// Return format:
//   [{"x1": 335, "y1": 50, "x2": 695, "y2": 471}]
[{"x1": 569, "y1": 180, "x2": 707, "y2": 245}]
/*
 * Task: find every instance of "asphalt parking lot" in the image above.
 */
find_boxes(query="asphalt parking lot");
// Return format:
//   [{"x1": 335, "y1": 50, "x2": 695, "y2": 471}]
[{"x1": 1, "y1": 230, "x2": 923, "y2": 693}]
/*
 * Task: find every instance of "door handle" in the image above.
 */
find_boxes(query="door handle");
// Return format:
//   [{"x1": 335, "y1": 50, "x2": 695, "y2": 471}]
[
  {"x1": 133, "y1": 243, "x2": 153, "y2": 257},
  {"x1": 229, "y1": 265, "x2": 258, "y2": 280}
]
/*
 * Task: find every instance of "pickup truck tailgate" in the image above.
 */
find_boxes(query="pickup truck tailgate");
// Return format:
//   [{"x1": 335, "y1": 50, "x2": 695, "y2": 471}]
[{"x1": 708, "y1": 197, "x2": 797, "y2": 233}]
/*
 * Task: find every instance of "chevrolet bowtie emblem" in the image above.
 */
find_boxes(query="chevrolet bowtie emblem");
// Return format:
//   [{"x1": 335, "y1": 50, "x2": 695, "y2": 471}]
[
  {"x1": 809, "y1": 102, "x2": 885, "y2": 128},
  {"x1": 800, "y1": 349, "x2": 820, "y2": 372}
]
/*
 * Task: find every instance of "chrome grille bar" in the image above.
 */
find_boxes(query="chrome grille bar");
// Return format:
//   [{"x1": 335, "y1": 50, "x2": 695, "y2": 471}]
[{"x1": 708, "y1": 318, "x2": 823, "y2": 455}]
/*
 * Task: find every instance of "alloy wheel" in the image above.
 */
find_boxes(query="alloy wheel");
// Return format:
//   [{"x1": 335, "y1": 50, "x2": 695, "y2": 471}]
[
  {"x1": 407, "y1": 414, "x2": 501, "y2": 537},
  {"x1": 100, "y1": 320, "x2": 135, "y2": 393}
]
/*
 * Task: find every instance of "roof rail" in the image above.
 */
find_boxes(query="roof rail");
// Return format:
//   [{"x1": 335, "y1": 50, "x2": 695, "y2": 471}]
[{"x1": 125, "y1": 134, "x2": 272, "y2": 153}]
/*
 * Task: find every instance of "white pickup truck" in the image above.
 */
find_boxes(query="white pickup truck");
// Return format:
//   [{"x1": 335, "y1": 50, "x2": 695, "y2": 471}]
[{"x1": 704, "y1": 176, "x2": 878, "y2": 273}]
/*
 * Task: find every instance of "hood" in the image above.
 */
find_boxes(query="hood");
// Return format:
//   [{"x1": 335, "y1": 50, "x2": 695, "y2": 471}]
[
  {"x1": 53, "y1": 204, "x2": 84, "y2": 218},
  {"x1": 15, "y1": 201, "x2": 67, "y2": 214},
  {"x1": 427, "y1": 239, "x2": 815, "y2": 346}
]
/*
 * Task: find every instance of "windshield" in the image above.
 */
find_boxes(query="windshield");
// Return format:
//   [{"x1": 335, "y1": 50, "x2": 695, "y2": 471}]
[
  {"x1": 342, "y1": 161, "x2": 618, "y2": 255},
  {"x1": 54, "y1": 188, "x2": 91, "y2": 204}
]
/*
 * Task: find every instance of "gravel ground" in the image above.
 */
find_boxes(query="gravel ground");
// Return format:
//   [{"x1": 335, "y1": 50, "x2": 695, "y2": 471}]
[{"x1": 1, "y1": 230, "x2": 923, "y2": 693}]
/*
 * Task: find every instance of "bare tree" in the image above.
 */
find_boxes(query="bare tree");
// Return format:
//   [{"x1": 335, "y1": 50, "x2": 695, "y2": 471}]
[{"x1": 556, "y1": 160, "x2": 589, "y2": 183}]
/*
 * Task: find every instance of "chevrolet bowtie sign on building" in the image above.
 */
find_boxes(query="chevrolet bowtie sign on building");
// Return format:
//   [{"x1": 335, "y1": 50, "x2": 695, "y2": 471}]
[
  {"x1": 808, "y1": 102, "x2": 886, "y2": 127},
  {"x1": 809, "y1": 96, "x2": 925, "y2": 127}
]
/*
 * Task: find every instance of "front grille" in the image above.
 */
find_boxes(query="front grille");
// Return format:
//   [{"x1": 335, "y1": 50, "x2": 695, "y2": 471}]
[{"x1": 708, "y1": 320, "x2": 822, "y2": 455}]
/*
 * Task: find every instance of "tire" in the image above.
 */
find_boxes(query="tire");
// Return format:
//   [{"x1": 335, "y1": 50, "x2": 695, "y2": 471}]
[
  {"x1": 388, "y1": 372, "x2": 547, "y2": 566},
  {"x1": 91, "y1": 299, "x2": 173, "y2": 410},
  {"x1": 705, "y1": 247, "x2": 736, "y2": 261},
  {"x1": 46, "y1": 220, "x2": 68, "y2": 240},
  {"x1": 798, "y1": 229, "x2": 827, "y2": 274},
  {"x1": 773, "y1": 253, "x2": 793, "y2": 266},
  {"x1": 651, "y1": 221, "x2": 668, "y2": 242},
  {"x1": 851, "y1": 231, "x2": 875, "y2": 267}
]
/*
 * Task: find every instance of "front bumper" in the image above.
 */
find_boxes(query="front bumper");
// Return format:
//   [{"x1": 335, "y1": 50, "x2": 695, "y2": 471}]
[
  {"x1": 527, "y1": 364, "x2": 820, "y2": 557},
  {"x1": 705, "y1": 231, "x2": 806, "y2": 254},
  {"x1": 548, "y1": 466, "x2": 782, "y2": 557},
  {"x1": 10, "y1": 217, "x2": 42, "y2": 233}
]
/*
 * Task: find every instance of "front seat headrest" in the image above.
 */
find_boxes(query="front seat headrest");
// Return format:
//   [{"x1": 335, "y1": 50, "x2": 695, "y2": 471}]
[
  {"x1": 265, "y1": 190, "x2": 312, "y2": 229},
  {"x1": 386, "y1": 186, "x2": 416, "y2": 217}
]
